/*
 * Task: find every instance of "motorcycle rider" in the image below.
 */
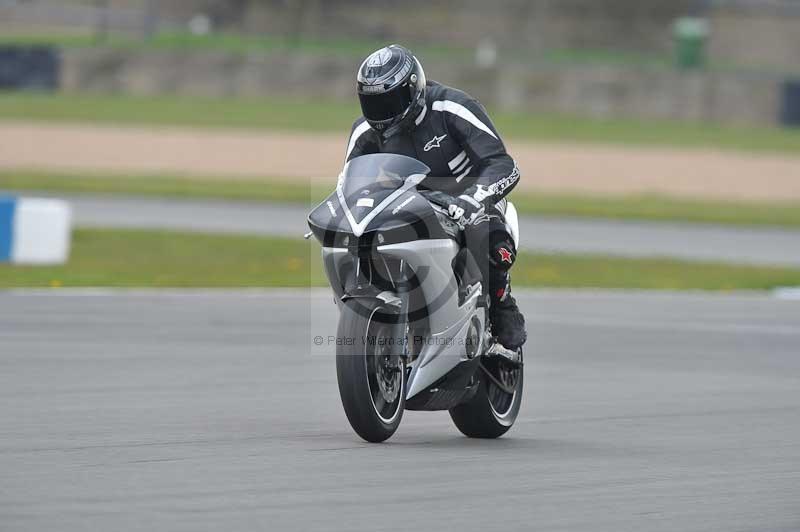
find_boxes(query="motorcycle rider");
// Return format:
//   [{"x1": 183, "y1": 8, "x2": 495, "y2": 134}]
[{"x1": 344, "y1": 44, "x2": 526, "y2": 351}]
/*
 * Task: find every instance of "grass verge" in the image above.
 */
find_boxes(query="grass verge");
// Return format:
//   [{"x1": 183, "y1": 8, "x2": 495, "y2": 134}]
[
  {"x1": 1, "y1": 229, "x2": 798, "y2": 290},
  {"x1": 0, "y1": 31, "x2": 468, "y2": 58},
  {"x1": 3, "y1": 32, "x2": 790, "y2": 75},
  {"x1": 3, "y1": 171, "x2": 800, "y2": 228},
  {"x1": 2, "y1": 92, "x2": 800, "y2": 153},
  {"x1": 0, "y1": 171, "x2": 325, "y2": 205}
]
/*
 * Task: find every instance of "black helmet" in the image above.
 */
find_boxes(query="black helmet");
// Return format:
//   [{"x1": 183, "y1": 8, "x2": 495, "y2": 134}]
[{"x1": 357, "y1": 44, "x2": 427, "y2": 136}]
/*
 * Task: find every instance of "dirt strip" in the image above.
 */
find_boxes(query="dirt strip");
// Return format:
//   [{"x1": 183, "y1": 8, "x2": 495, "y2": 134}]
[{"x1": 2, "y1": 121, "x2": 799, "y2": 201}]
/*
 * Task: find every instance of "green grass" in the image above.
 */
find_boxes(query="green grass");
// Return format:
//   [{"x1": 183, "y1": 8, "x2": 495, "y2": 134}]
[
  {"x1": 1, "y1": 229, "x2": 798, "y2": 290},
  {"x1": 5, "y1": 31, "x2": 796, "y2": 75},
  {"x1": 509, "y1": 192, "x2": 800, "y2": 228},
  {"x1": 0, "y1": 172, "x2": 325, "y2": 205},
  {"x1": 512, "y1": 253, "x2": 800, "y2": 291},
  {"x1": 3, "y1": 171, "x2": 800, "y2": 228},
  {"x1": 2, "y1": 92, "x2": 800, "y2": 153},
  {"x1": 543, "y1": 48, "x2": 671, "y2": 68},
  {"x1": 0, "y1": 229, "x2": 324, "y2": 288},
  {"x1": 0, "y1": 93, "x2": 361, "y2": 132},
  {"x1": 0, "y1": 31, "x2": 468, "y2": 58}
]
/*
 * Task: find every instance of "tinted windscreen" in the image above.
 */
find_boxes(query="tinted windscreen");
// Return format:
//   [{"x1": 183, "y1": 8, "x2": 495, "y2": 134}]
[
  {"x1": 333, "y1": 154, "x2": 432, "y2": 226},
  {"x1": 341, "y1": 154, "x2": 430, "y2": 199}
]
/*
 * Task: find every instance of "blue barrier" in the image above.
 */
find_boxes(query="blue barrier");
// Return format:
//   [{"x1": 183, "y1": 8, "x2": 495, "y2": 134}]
[
  {"x1": 0, "y1": 197, "x2": 71, "y2": 264},
  {"x1": 0, "y1": 46, "x2": 60, "y2": 91},
  {"x1": 0, "y1": 197, "x2": 15, "y2": 261},
  {"x1": 780, "y1": 80, "x2": 800, "y2": 128}
]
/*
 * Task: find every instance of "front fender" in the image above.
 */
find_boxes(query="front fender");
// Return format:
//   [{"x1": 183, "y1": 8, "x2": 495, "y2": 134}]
[{"x1": 341, "y1": 286, "x2": 403, "y2": 311}]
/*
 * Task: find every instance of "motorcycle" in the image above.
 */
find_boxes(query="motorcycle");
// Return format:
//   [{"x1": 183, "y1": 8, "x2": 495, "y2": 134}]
[{"x1": 307, "y1": 153, "x2": 524, "y2": 443}]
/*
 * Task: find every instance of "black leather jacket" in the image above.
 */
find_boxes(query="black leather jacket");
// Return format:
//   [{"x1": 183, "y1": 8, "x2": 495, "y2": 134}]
[{"x1": 344, "y1": 80, "x2": 520, "y2": 205}]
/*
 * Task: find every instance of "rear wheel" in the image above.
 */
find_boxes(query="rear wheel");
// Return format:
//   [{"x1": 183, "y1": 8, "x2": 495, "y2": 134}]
[
  {"x1": 336, "y1": 299, "x2": 405, "y2": 443},
  {"x1": 449, "y1": 352, "x2": 523, "y2": 438}
]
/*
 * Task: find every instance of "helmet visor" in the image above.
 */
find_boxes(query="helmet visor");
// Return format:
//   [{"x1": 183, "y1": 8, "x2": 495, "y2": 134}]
[{"x1": 358, "y1": 83, "x2": 413, "y2": 122}]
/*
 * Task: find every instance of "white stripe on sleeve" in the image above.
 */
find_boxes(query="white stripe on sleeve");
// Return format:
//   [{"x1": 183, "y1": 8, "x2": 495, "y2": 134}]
[
  {"x1": 453, "y1": 157, "x2": 469, "y2": 174},
  {"x1": 455, "y1": 165, "x2": 473, "y2": 182},
  {"x1": 345, "y1": 120, "x2": 372, "y2": 160},
  {"x1": 414, "y1": 104, "x2": 428, "y2": 125},
  {"x1": 431, "y1": 100, "x2": 498, "y2": 140},
  {"x1": 448, "y1": 150, "x2": 467, "y2": 170}
]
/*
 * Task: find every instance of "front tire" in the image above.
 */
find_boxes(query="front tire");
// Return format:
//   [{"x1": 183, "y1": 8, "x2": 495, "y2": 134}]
[
  {"x1": 336, "y1": 299, "x2": 405, "y2": 443},
  {"x1": 449, "y1": 353, "x2": 523, "y2": 438}
]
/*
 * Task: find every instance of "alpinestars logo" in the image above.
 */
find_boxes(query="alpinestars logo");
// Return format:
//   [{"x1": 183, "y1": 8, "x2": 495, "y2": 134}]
[
  {"x1": 424, "y1": 134, "x2": 447, "y2": 152},
  {"x1": 498, "y1": 247, "x2": 513, "y2": 264}
]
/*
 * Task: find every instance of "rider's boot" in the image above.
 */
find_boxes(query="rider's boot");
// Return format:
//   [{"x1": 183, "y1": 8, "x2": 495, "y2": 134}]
[{"x1": 488, "y1": 270, "x2": 527, "y2": 352}]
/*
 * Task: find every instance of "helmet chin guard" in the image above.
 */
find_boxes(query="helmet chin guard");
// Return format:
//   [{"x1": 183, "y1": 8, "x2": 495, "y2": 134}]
[{"x1": 357, "y1": 44, "x2": 427, "y2": 137}]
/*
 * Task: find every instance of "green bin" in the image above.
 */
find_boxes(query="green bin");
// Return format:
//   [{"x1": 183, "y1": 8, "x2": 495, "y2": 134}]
[{"x1": 673, "y1": 17, "x2": 709, "y2": 70}]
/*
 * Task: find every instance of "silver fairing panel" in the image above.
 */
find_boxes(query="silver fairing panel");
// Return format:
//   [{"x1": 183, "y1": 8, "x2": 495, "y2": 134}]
[{"x1": 322, "y1": 240, "x2": 482, "y2": 400}]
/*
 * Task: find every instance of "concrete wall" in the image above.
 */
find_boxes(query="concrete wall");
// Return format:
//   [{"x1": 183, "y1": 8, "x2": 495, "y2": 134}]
[
  {"x1": 5, "y1": 1, "x2": 800, "y2": 75},
  {"x1": 61, "y1": 48, "x2": 783, "y2": 126},
  {"x1": 39, "y1": 0, "x2": 693, "y2": 52},
  {"x1": 709, "y1": 7, "x2": 800, "y2": 74}
]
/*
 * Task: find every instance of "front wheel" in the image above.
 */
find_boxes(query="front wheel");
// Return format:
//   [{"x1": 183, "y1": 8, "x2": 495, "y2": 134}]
[
  {"x1": 449, "y1": 353, "x2": 523, "y2": 438},
  {"x1": 336, "y1": 299, "x2": 405, "y2": 443}
]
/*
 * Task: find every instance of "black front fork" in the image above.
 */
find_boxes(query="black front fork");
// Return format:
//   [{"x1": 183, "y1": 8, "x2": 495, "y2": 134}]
[{"x1": 341, "y1": 253, "x2": 409, "y2": 359}]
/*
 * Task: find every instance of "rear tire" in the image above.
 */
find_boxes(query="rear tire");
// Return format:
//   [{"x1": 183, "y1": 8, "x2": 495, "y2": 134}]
[
  {"x1": 449, "y1": 353, "x2": 523, "y2": 438},
  {"x1": 336, "y1": 299, "x2": 405, "y2": 443}
]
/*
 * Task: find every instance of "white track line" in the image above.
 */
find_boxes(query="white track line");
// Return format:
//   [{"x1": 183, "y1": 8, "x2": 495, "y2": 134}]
[{"x1": 772, "y1": 287, "x2": 800, "y2": 300}]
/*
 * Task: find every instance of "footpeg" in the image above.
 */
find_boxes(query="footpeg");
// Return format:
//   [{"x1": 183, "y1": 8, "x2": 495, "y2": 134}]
[{"x1": 485, "y1": 342, "x2": 522, "y2": 367}]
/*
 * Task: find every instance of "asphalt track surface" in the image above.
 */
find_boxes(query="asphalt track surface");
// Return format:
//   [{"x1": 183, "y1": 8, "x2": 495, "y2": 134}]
[
  {"x1": 1, "y1": 289, "x2": 798, "y2": 531},
  {"x1": 53, "y1": 194, "x2": 800, "y2": 267}
]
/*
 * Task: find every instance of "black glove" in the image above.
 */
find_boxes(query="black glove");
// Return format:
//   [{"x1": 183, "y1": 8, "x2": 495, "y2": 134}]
[{"x1": 447, "y1": 194, "x2": 485, "y2": 225}]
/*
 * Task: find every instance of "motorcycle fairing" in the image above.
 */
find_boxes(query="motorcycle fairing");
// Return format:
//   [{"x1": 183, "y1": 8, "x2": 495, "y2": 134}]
[{"x1": 320, "y1": 238, "x2": 484, "y2": 400}]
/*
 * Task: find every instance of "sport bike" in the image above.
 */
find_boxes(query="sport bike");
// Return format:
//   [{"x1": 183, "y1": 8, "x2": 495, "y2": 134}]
[{"x1": 307, "y1": 153, "x2": 524, "y2": 443}]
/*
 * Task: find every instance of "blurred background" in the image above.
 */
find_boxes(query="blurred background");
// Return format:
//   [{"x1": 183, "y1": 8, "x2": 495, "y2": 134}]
[
  {"x1": 0, "y1": 0, "x2": 799, "y2": 288},
  {"x1": 2, "y1": 0, "x2": 800, "y2": 124},
  {"x1": 5, "y1": 6, "x2": 800, "y2": 529}
]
